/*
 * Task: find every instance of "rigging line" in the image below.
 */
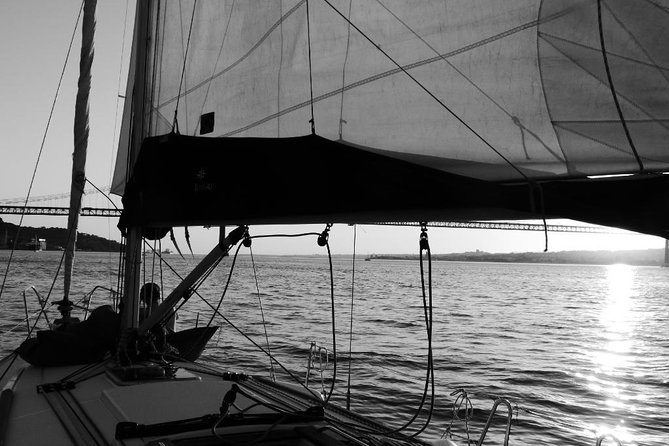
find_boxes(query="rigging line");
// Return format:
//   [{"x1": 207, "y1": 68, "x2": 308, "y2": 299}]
[
  {"x1": 602, "y1": 1, "x2": 669, "y2": 87},
  {"x1": 85, "y1": 177, "x2": 120, "y2": 290},
  {"x1": 139, "y1": 231, "x2": 322, "y2": 399},
  {"x1": 251, "y1": 232, "x2": 321, "y2": 239},
  {"x1": 173, "y1": 254, "x2": 224, "y2": 317},
  {"x1": 276, "y1": 1, "x2": 285, "y2": 136},
  {"x1": 157, "y1": 0, "x2": 306, "y2": 110},
  {"x1": 540, "y1": 33, "x2": 669, "y2": 134},
  {"x1": 172, "y1": 0, "x2": 198, "y2": 133},
  {"x1": 85, "y1": 180, "x2": 120, "y2": 210},
  {"x1": 345, "y1": 224, "x2": 356, "y2": 411},
  {"x1": 555, "y1": 122, "x2": 668, "y2": 166},
  {"x1": 0, "y1": 1, "x2": 84, "y2": 304},
  {"x1": 552, "y1": 123, "x2": 626, "y2": 155},
  {"x1": 644, "y1": 0, "x2": 669, "y2": 16},
  {"x1": 159, "y1": 240, "x2": 165, "y2": 314},
  {"x1": 338, "y1": 0, "x2": 353, "y2": 140},
  {"x1": 315, "y1": 0, "x2": 530, "y2": 180},
  {"x1": 322, "y1": 239, "x2": 338, "y2": 406},
  {"x1": 382, "y1": 227, "x2": 434, "y2": 436},
  {"x1": 108, "y1": 0, "x2": 130, "y2": 194},
  {"x1": 306, "y1": 0, "x2": 316, "y2": 134},
  {"x1": 409, "y1": 226, "x2": 435, "y2": 438},
  {"x1": 115, "y1": 237, "x2": 125, "y2": 312},
  {"x1": 249, "y1": 245, "x2": 276, "y2": 381},
  {"x1": 205, "y1": 243, "x2": 243, "y2": 327},
  {"x1": 149, "y1": 239, "x2": 158, "y2": 296},
  {"x1": 22, "y1": 247, "x2": 69, "y2": 343},
  {"x1": 221, "y1": 9, "x2": 568, "y2": 138},
  {"x1": 194, "y1": 0, "x2": 236, "y2": 136},
  {"x1": 540, "y1": 31, "x2": 669, "y2": 73},
  {"x1": 375, "y1": 0, "x2": 564, "y2": 163},
  {"x1": 197, "y1": 278, "x2": 322, "y2": 401},
  {"x1": 597, "y1": 0, "x2": 644, "y2": 173}
]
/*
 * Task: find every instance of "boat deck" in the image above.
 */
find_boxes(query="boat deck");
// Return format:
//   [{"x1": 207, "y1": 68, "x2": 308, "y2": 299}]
[{"x1": 1, "y1": 357, "x2": 423, "y2": 445}]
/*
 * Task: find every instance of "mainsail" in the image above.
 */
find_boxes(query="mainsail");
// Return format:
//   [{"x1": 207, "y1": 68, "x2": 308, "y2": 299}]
[{"x1": 113, "y1": 0, "x2": 669, "y2": 236}]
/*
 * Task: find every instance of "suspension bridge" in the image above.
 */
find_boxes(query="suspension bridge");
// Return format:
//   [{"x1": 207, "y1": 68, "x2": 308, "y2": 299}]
[
  {"x1": 0, "y1": 190, "x2": 627, "y2": 234},
  {"x1": 0, "y1": 188, "x2": 120, "y2": 217}
]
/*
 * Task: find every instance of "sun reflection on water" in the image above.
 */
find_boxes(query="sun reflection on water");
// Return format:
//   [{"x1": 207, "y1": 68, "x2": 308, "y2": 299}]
[{"x1": 585, "y1": 264, "x2": 638, "y2": 444}]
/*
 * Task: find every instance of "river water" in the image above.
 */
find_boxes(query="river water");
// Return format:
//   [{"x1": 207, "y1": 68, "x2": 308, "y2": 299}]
[{"x1": 1, "y1": 250, "x2": 667, "y2": 445}]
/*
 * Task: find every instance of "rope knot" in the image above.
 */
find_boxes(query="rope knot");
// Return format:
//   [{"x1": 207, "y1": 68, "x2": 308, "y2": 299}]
[
  {"x1": 419, "y1": 222, "x2": 429, "y2": 251},
  {"x1": 317, "y1": 223, "x2": 332, "y2": 247},
  {"x1": 242, "y1": 227, "x2": 252, "y2": 248}
]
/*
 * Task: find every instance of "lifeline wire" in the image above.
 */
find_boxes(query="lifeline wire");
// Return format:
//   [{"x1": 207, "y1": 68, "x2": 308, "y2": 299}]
[{"x1": 0, "y1": 2, "x2": 84, "y2": 304}]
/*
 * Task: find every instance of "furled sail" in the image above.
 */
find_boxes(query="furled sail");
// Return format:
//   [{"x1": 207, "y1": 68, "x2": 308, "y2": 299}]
[
  {"x1": 113, "y1": 0, "x2": 669, "y2": 236},
  {"x1": 62, "y1": 0, "x2": 96, "y2": 321}
]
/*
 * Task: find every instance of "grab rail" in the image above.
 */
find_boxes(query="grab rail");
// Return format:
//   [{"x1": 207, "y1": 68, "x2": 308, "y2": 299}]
[
  {"x1": 305, "y1": 342, "x2": 329, "y2": 396},
  {"x1": 477, "y1": 397, "x2": 513, "y2": 446}
]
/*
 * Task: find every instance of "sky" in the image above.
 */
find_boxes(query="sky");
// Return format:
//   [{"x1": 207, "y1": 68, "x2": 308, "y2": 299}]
[{"x1": 0, "y1": 1, "x2": 665, "y2": 255}]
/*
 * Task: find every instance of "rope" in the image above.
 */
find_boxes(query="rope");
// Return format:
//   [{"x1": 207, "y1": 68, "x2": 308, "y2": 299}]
[
  {"x1": 379, "y1": 224, "x2": 435, "y2": 437},
  {"x1": 192, "y1": 264, "x2": 323, "y2": 401},
  {"x1": 324, "y1": 246, "x2": 338, "y2": 404},
  {"x1": 249, "y1": 243, "x2": 276, "y2": 381},
  {"x1": 442, "y1": 389, "x2": 474, "y2": 444},
  {"x1": 409, "y1": 223, "x2": 435, "y2": 437},
  {"x1": 0, "y1": 1, "x2": 84, "y2": 305},
  {"x1": 597, "y1": 0, "x2": 644, "y2": 173},
  {"x1": 345, "y1": 224, "x2": 356, "y2": 410},
  {"x1": 205, "y1": 243, "x2": 242, "y2": 327},
  {"x1": 305, "y1": 0, "x2": 316, "y2": 134},
  {"x1": 321, "y1": 225, "x2": 338, "y2": 406}
]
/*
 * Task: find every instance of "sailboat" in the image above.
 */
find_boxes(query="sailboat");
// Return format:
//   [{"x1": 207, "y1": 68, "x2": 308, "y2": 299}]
[{"x1": 2, "y1": 0, "x2": 668, "y2": 444}]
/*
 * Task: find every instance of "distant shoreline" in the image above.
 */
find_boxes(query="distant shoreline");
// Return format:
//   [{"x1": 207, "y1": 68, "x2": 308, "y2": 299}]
[
  {"x1": 365, "y1": 249, "x2": 666, "y2": 266},
  {"x1": 0, "y1": 219, "x2": 122, "y2": 253}
]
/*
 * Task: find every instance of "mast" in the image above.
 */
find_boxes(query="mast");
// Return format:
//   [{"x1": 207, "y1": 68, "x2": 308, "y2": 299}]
[
  {"x1": 58, "y1": 0, "x2": 97, "y2": 324},
  {"x1": 120, "y1": 0, "x2": 151, "y2": 330}
]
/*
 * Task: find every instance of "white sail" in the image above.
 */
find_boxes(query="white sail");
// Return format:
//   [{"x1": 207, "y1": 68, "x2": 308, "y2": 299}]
[{"x1": 112, "y1": 0, "x2": 669, "y2": 194}]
